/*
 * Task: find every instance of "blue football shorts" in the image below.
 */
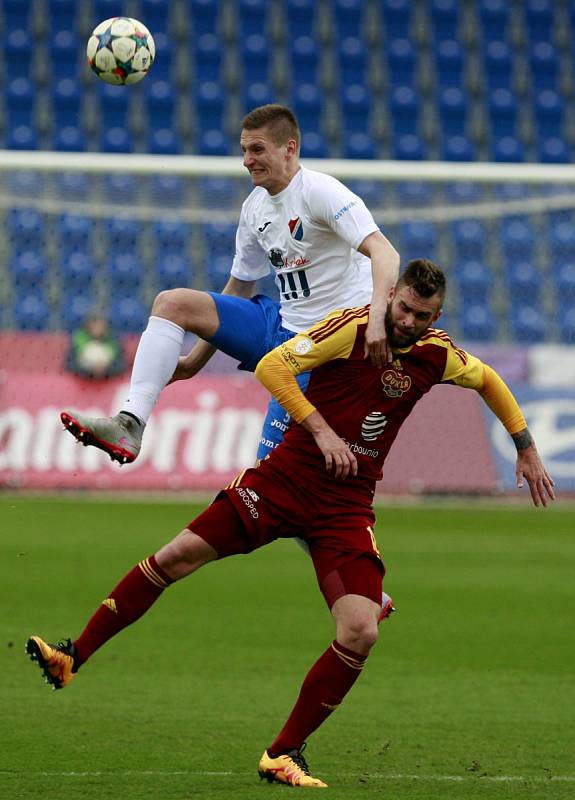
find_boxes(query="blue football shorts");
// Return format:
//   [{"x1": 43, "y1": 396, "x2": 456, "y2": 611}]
[{"x1": 207, "y1": 293, "x2": 310, "y2": 460}]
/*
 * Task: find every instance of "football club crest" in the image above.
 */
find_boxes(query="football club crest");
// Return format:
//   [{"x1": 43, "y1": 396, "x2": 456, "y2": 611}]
[
  {"x1": 288, "y1": 217, "x2": 304, "y2": 240},
  {"x1": 381, "y1": 368, "x2": 412, "y2": 398}
]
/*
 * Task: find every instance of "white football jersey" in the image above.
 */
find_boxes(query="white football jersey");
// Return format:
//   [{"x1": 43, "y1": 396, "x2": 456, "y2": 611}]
[{"x1": 231, "y1": 166, "x2": 379, "y2": 332}]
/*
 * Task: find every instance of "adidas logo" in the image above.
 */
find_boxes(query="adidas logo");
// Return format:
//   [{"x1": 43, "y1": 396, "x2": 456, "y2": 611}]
[{"x1": 102, "y1": 598, "x2": 118, "y2": 614}]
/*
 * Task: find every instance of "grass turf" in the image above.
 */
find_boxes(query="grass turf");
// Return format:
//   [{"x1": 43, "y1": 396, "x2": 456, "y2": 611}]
[{"x1": 1, "y1": 496, "x2": 574, "y2": 799}]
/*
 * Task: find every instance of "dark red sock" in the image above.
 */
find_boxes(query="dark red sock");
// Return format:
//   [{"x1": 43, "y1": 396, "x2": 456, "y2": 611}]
[
  {"x1": 73, "y1": 555, "x2": 173, "y2": 667},
  {"x1": 269, "y1": 640, "x2": 367, "y2": 754}
]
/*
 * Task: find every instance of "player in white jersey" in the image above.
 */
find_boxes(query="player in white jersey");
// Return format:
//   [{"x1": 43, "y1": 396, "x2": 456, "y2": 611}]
[{"x1": 61, "y1": 104, "x2": 399, "y2": 465}]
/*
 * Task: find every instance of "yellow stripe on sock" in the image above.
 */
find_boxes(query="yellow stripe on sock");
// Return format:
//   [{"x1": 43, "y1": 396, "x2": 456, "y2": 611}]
[
  {"x1": 138, "y1": 558, "x2": 168, "y2": 589},
  {"x1": 331, "y1": 642, "x2": 365, "y2": 670},
  {"x1": 102, "y1": 598, "x2": 117, "y2": 613}
]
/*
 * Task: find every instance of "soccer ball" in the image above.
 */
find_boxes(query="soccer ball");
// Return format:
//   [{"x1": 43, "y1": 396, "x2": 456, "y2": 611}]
[{"x1": 87, "y1": 17, "x2": 155, "y2": 85}]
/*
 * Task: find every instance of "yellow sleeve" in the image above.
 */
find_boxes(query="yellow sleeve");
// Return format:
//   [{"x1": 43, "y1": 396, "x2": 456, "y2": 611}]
[
  {"x1": 477, "y1": 363, "x2": 527, "y2": 435},
  {"x1": 254, "y1": 306, "x2": 368, "y2": 424}
]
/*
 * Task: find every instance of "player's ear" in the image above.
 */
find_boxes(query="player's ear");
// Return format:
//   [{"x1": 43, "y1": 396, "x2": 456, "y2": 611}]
[{"x1": 286, "y1": 138, "x2": 298, "y2": 157}]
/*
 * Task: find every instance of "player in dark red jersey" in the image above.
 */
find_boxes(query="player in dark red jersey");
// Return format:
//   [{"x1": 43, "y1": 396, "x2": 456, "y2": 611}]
[{"x1": 26, "y1": 259, "x2": 554, "y2": 789}]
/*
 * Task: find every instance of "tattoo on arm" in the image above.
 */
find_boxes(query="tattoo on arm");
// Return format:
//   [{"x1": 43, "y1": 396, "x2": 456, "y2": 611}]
[{"x1": 512, "y1": 428, "x2": 533, "y2": 452}]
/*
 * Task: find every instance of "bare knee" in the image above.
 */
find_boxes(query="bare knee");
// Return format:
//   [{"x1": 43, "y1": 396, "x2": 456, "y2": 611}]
[
  {"x1": 151, "y1": 289, "x2": 218, "y2": 336},
  {"x1": 155, "y1": 529, "x2": 217, "y2": 581},
  {"x1": 338, "y1": 616, "x2": 379, "y2": 654}
]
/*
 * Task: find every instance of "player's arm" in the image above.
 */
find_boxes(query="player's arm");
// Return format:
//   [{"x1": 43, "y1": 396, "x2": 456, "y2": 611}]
[
  {"x1": 447, "y1": 352, "x2": 555, "y2": 507},
  {"x1": 358, "y1": 230, "x2": 400, "y2": 368},
  {"x1": 170, "y1": 277, "x2": 256, "y2": 383},
  {"x1": 254, "y1": 317, "x2": 363, "y2": 479}
]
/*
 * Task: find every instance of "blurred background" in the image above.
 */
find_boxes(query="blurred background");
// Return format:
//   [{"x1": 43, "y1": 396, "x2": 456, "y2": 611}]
[{"x1": 0, "y1": 0, "x2": 574, "y2": 495}]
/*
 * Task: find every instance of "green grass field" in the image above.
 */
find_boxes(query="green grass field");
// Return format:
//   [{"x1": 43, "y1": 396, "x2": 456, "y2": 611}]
[{"x1": 1, "y1": 495, "x2": 573, "y2": 800}]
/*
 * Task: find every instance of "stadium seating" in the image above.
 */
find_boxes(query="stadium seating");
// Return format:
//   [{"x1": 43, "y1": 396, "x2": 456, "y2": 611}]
[
  {"x1": 511, "y1": 304, "x2": 546, "y2": 343},
  {"x1": 0, "y1": 0, "x2": 574, "y2": 346},
  {"x1": 109, "y1": 296, "x2": 149, "y2": 333}
]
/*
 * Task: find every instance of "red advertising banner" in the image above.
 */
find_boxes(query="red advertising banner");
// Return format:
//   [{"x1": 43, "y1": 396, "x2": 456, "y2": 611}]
[{"x1": 0, "y1": 370, "x2": 499, "y2": 494}]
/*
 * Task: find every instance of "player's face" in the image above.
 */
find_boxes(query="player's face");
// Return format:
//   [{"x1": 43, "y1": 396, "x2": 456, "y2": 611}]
[
  {"x1": 385, "y1": 284, "x2": 442, "y2": 348},
  {"x1": 240, "y1": 127, "x2": 298, "y2": 195}
]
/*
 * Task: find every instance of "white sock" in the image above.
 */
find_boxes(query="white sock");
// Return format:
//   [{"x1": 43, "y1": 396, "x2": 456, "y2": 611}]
[{"x1": 120, "y1": 315, "x2": 185, "y2": 424}]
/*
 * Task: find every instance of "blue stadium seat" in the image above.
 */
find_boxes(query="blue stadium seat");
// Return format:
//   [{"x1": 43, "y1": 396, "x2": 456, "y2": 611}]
[
  {"x1": 549, "y1": 218, "x2": 575, "y2": 259},
  {"x1": 94, "y1": 0, "x2": 124, "y2": 21},
  {"x1": 393, "y1": 133, "x2": 427, "y2": 159},
  {"x1": 554, "y1": 261, "x2": 575, "y2": 301},
  {"x1": 109, "y1": 296, "x2": 149, "y2": 333},
  {"x1": 434, "y1": 39, "x2": 464, "y2": 89},
  {"x1": 348, "y1": 179, "x2": 384, "y2": 207},
  {"x1": 98, "y1": 83, "x2": 131, "y2": 130},
  {"x1": 478, "y1": 0, "x2": 509, "y2": 41},
  {"x1": 238, "y1": 0, "x2": 269, "y2": 37},
  {"x1": 289, "y1": 36, "x2": 320, "y2": 86},
  {"x1": 390, "y1": 85, "x2": 420, "y2": 137},
  {"x1": 442, "y1": 134, "x2": 476, "y2": 161},
  {"x1": 5, "y1": 78, "x2": 35, "y2": 128},
  {"x1": 150, "y1": 175, "x2": 187, "y2": 207},
  {"x1": 456, "y1": 259, "x2": 492, "y2": 302},
  {"x1": 146, "y1": 80, "x2": 176, "y2": 128},
  {"x1": 397, "y1": 181, "x2": 434, "y2": 206},
  {"x1": 381, "y1": 0, "x2": 412, "y2": 40},
  {"x1": 286, "y1": 0, "x2": 317, "y2": 37},
  {"x1": 438, "y1": 87, "x2": 469, "y2": 137},
  {"x1": 483, "y1": 40, "x2": 513, "y2": 91},
  {"x1": 386, "y1": 38, "x2": 416, "y2": 87},
  {"x1": 459, "y1": 302, "x2": 495, "y2": 341},
  {"x1": 156, "y1": 253, "x2": 191, "y2": 290},
  {"x1": 7, "y1": 209, "x2": 45, "y2": 251},
  {"x1": 342, "y1": 84, "x2": 371, "y2": 133},
  {"x1": 58, "y1": 214, "x2": 91, "y2": 253},
  {"x1": 533, "y1": 89, "x2": 564, "y2": 139},
  {"x1": 50, "y1": 29, "x2": 78, "y2": 80},
  {"x1": 149, "y1": 128, "x2": 182, "y2": 154},
  {"x1": 333, "y1": 0, "x2": 364, "y2": 39},
  {"x1": 56, "y1": 173, "x2": 90, "y2": 201},
  {"x1": 501, "y1": 218, "x2": 535, "y2": 259},
  {"x1": 292, "y1": 83, "x2": 324, "y2": 131},
  {"x1": 529, "y1": 41, "x2": 558, "y2": 91},
  {"x1": 524, "y1": 0, "x2": 554, "y2": 43},
  {"x1": 338, "y1": 37, "x2": 367, "y2": 85},
  {"x1": 53, "y1": 79, "x2": 82, "y2": 129},
  {"x1": 243, "y1": 82, "x2": 275, "y2": 112},
  {"x1": 505, "y1": 260, "x2": 542, "y2": 302},
  {"x1": 101, "y1": 127, "x2": 134, "y2": 153},
  {"x1": 511, "y1": 304, "x2": 546, "y2": 343},
  {"x1": 149, "y1": 32, "x2": 172, "y2": 81},
  {"x1": 447, "y1": 181, "x2": 481, "y2": 204},
  {"x1": 108, "y1": 254, "x2": 144, "y2": 291},
  {"x1": 153, "y1": 219, "x2": 190, "y2": 254},
  {"x1": 9, "y1": 171, "x2": 43, "y2": 198},
  {"x1": 195, "y1": 81, "x2": 226, "y2": 133},
  {"x1": 206, "y1": 254, "x2": 232, "y2": 291},
  {"x1": 4, "y1": 29, "x2": 33, "y2": 78},
  {"x1": 193, "y1": 34, "x2": 223, "y2": 82},
  {"x1": 198, "y1": 129, "x2": 231, "y2": 155},
  {"x1": 103, "y1": 173, "x2": 138, "y2": 203},
  {"x1": 48, "y1": 0, "x2": 78, "y2": 32},
  {"x1": 105, "y1": 218, "x2": 142, "y2": 250},
  {"x1": 10, "y1": 251, "x2": 48, "y2": 291},
  {"x1": 488, "y1": 88, "x2": 518, "y2": 138},
  {"x1": 60, "y1": 252, "x2": 96, "y2": 291},
  {"x1": 452, "y1": 220, "x2": 487, "y2": 260},
  {"x1": 558, "y1": 305, "x2": 575, "y2": 343},
  {"x1": 189, "y1": 0, "x2": 221, "y2": 36},
  {"x1": 344, "y1": 132, "x2": 377, "y2": 159},
  {"x1": 241, "y1": 34, "x2": 271, "y2": 83},
  {"x1": 198, "y1": 176, "x2": 238, "y2": 209},
  {"x1": 491, "y1": 135, "x2": 525, "y2": 162},
  {"x1": 300, "y1": 131, "x2": 329, "y2": 158},
  {"x1": 430, "y1": 0, "x2": 460, "y2": 41},
  {"x1": 59, "y1": 293, "x2": 94, "y2": 333},
  {"x1": 2, "y1": 0, "x2": 31, "y2": 29},
  {"x1": 141, "y1": 0, "x2": 171, "y2": 35},
  {"x1": 203, "y1": 221, "x2": 236, "y2": 255},
  {"x1": 5, "y1": 124, "x2": 38, "y2": 149},
  {"x1": 399, "y1": 220, "x2": 437, "y2": 260},
  {"x1": 538, "y1": 136, "x2": 571, "y2": 163},
  {"x1": 13, "y1": 293, "x2": 50, "y2": 331}
]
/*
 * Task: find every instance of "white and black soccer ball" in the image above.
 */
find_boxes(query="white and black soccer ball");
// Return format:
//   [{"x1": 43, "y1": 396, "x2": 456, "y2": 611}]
[{"x1": 87, "y1": 17, "x2": 155, "y2": 85}]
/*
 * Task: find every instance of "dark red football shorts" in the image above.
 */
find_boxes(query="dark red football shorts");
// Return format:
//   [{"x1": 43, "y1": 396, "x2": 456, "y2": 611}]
[{"x1": 187, "y1": 463, "x2": 384, "y2": 609}]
